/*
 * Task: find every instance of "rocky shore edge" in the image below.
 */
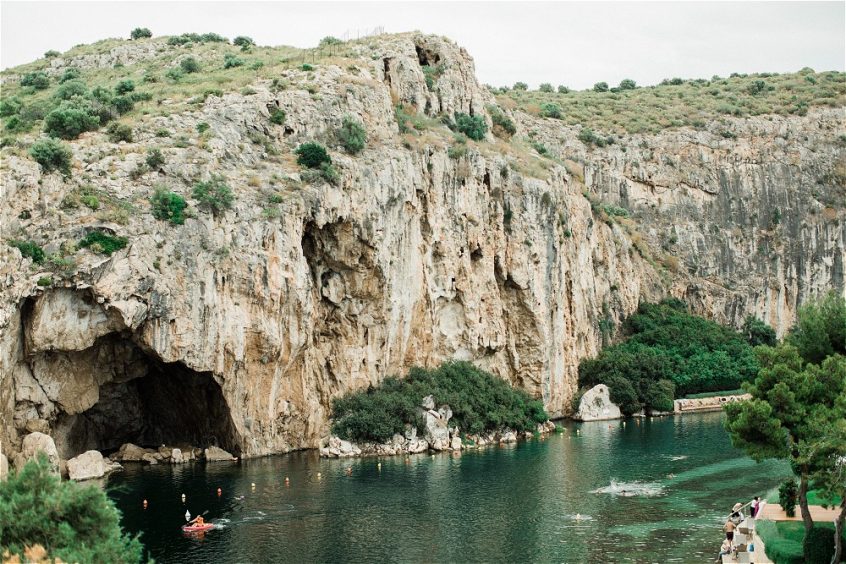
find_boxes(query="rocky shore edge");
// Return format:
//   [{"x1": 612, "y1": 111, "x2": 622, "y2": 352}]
[{"x1": 320, "y1": 394, "x2": 558, "y2": 458}]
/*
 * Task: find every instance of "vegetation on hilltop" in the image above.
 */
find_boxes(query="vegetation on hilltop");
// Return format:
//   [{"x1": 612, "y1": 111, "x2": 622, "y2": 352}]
[
  {"x1": 578, "y1": 299, "x2": 762, "y2": 414},
  {"x1": 496, "y1": 69, "x2": 846, "y2": 135},
  {"x1": 331, "y1": 362, "x2": 548, "y2": 443},
  {"x1": 0, "y1": 455, "x2": 142, "y2": 563}
]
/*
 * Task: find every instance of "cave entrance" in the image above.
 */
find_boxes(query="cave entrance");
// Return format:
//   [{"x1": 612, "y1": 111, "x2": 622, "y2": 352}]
[{"x1": 51, "y1": 344, "x2": 240, "y2": 459}]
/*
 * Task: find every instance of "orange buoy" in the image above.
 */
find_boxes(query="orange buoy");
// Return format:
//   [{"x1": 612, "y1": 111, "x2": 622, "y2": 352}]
[
  {"x1": 143, "y1": 499, "x2": 148, "y2": 509},
  {"x1": 217, "y1": 487, "x2": 222, "y2": 496},
  {"x1": 285, "y1": 477, "x2": 290, "y2": 486}
]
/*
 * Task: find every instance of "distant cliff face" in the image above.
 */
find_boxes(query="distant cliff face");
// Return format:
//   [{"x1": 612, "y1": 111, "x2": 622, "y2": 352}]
[{"x1": 0, "y1": 33, "x2": 843, "y2": 460}]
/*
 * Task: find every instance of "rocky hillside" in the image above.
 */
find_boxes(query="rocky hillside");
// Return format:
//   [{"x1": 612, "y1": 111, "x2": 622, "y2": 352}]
[{"x1": 0, "y1": 32, "x2": 843, "y2": 461}]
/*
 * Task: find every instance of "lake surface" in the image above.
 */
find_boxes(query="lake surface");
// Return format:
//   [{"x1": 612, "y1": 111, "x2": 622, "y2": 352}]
[{"x1": 107, "y1": 412, "x2": 787, "y2": 563}]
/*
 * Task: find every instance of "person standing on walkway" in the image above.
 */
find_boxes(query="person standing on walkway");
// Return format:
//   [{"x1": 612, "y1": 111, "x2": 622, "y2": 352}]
[{"x1": 724, "y1": 518, "x2": 736, "y2": 544}]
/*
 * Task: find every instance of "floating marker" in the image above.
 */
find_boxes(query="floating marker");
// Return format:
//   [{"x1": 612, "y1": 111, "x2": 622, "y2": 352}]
[
  {"x1": 217, "y1": 488, "x2": 222, "y2": 496},
  {"x1": 181, "y1": 493, "x2": 186, "y2": 502},
  {"x1": 285, "y1": 476, "x2": 290, "y2": 486},
  {"x1": 317, "y1": 472, "x2": 322, "y2": 480},
  {"x1": 377, "y1": 462, "x2": 381, "y2": 471},
  {"x1": 251, "y1": 482, "x2": 256, "y2": 489},
  {"x1": 143, "y1": 499, "x2": 148, "y2": 509}
]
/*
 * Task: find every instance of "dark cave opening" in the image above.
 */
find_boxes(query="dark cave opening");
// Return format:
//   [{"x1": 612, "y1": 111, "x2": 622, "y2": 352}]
[{"x1": 52, "y1": 348, "x2": 239, "y2": 458}]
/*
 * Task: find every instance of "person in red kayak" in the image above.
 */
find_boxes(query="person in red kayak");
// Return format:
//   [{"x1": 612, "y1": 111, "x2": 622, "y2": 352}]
[{"x1": 193, "y1": 515, "x2": 205, "y2": 527}]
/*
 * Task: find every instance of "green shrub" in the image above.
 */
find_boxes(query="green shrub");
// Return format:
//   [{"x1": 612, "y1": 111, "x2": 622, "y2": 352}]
[
  {"x1": 105, "y1": 122, "x2": 132, "y2": 143},
  {"x1": 80, "y1": 193, "x2": 99, "y2": 210},
  {"x1": 0, "y1": 454, "x2": 142, "y2": 563},
  {"x1": 269, "y1": 108, "x2": 286, "y2": 125},
  {"x1": 320, "y1": 162, "x2": 340, "y2": 185},
  {"x1": 4, "y1": 116, "x2": 30, "y2": 133},
  {"x1": 21, "y1": 72, "x2": 50, "y2": 90},
  {"x1": 540, "y1": 103, "x2": 562, "y2": 119},
  {"x1": 112, "y1": 95, "x2": 134, "y2": 115},
  {"x1": 557, "y1": 85, "x2": 570, "y2": 93},
  {"x1": 757, "y1": 520, "x2": 804, "y2": 564},
  {"x1": 223, "y1": 54, "x2": 244, "y2": 68},
  {"x1": 44, "y1": 50, "x2": 60, "y2": 58},
  {"x1": 301, "y1": 63, "x2": 314, "y2": 71},
  {"x1": 742, "y1": 315, "x2": 777, "y2": 346},
  {"x1": 233, "y1": 35, "x2": 255, "y2": 48},
  {"x1": 196, "y1": 122, "x2": 209, "y2": 133},
  {"x1": 619, "y1": 79, "x2": 637, "y2": 90},
  {"x1": 130, "y1": 27, "x2": 152, "y2": 39},
  {"x1": 779, "y1": 479, "x2": 798, "y2": 517},
  {"x1": 318, "y1": 36, "x2": 342, "y2": 47},
  {"x1": 331, "y1": 361, "x2": 548, "y2": 443},
  {"x1": 295, "y1": 142, "x2": 331, "y2": 168},
  {"x1": 165, "y1": 68, "x2": 184, "y2": 81},
  {"x1": 59, "y1": 68, "x2": 81, "y2": 83},
  {"x1": 513, "y1": 82, "x2": 528, "y2": 91},
  {"x1": 454, "y1": 112, "x2": 487, "y2": 141},
  {"x1": 539, "y1": 82, "x2": 553, "y2": 93},
  {"x1": 180, "y1": 57, "x2": 200, "y2": 73},
  {"x1": 43, "y1": 101, "x2": 100, "y2": 139},
  {"x1": 37, "y1": 276, "x2": 53, "y2": 287},
  {"x1": 578, "y1": 299, "x2": 759, "y2": 414},
  {"x1": 78, "y1": 231, "x2": 128, "y2": 255},
  {"x1": 29, "y1": 138, "x2": 72, "y2": 175},
  {"x1": 145, "y1": 147, "x2": 165, "y2": 169},
  {"x1": 150, "y1": 187, "x2": 187, "y2": 224},
  {"x1": 803, "y1": 526, "x2": 836, "y2": 564},
  {"x1": 9, "y1": 240, "x2": 45, "y2": 264},
  {"x1": 54, "y1": 79, "x2": 88, "y2": 100},
  {"x1": 337, "y1": 116, "x2": 367, "y2": 154},
  {"x1": 593, "y1": 81, "x2": 609, "y2": 92},
  {"x1": 487, "y1": 105, "x2": 516, "y2": 138},
  {"x1": 192, "y1": 175, "x2": 234, "y2": 215},
  {"x1": 114, "y1": 79, "x2": 135, "y2": 95},
  {"x1": 578, "y1": 127, "x2": 612, "y2": 147},
  {"x1": 0, "y1": 97, "x2": 22, "y2": 117}
]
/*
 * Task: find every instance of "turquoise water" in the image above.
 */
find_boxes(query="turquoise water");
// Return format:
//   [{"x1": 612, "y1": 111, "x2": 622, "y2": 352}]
[{"x1": 107, "y1": 412, "x2": 787, "y2": 563}]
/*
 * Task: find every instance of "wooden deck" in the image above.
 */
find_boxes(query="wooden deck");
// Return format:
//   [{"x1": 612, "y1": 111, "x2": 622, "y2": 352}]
[{"x1": 757, "y1": 503, "x2": 841, "y2": 521}]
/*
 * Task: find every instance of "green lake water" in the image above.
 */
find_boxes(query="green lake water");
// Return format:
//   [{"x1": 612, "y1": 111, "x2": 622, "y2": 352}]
[{"x1": 107, "y1": 412, "x2": 787, "y2": 563}]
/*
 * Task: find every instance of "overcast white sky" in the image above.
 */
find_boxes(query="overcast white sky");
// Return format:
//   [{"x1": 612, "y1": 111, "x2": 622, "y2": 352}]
[{"x1": 2, "y1": 1, "x2": 844, "y2": 88}]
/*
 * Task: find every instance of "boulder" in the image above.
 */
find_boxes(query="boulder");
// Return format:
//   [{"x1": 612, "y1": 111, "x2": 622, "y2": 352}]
[
  {"x1": 14, "y1": 432, "x2": 60, "y2": 473},
  {"x1": 67, "y1": 450, "x2": 107, "y2": 481},
  {"x1": 423, "y1": 405, "x2": 452, "y2": 450},
  {"x1": 407, "y1": 439, "x2": 429, "y2": 453},
  {"x1": 500, "y1": 430, "x2": 517, "y2": 443},
  {"x1": 115, "y1": 443, "x2": 153, "y2": 462},
  {"x1": 158, "y1": 446, "x2": 173, "y2": 459},
  {"x1": 421, "y1": 395, "x2": 435, "y2": 410},
  {"x1": 141, "y1": 452, "x2": 158, "y2": 465},
  {"x1": 204, "y1": 446, "x2": 235, "y2": 461},
  {"x1": 450, "y1": 436, "x2": 462, "y2": 451},
  {"x1": 171, "y1": 448, "x2": 184, "y2": 464},
  {"x1": 575, "y1": 384, "x2": 622, "y2": 421}
]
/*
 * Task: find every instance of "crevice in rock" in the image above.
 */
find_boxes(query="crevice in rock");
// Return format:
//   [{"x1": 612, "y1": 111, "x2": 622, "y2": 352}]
[{"x1": 414, "y1": 44, "x2": 440, "y2": 66}]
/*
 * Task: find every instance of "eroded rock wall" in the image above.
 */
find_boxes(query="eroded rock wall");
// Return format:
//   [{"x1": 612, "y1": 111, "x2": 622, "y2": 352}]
[{"x1": 1, "y1": 33, "x2": 842, "y2": 460}]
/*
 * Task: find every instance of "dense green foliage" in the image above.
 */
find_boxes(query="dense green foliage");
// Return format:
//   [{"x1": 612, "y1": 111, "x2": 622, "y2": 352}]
[
  {"x1": 0, "y1": 455, "x2": 142, "y2": 563},
  {"x1": 106, "y1": 122, "x2": 133, "y2": 142},
  {"x1": 43, "y1": 101, "x2": 100, "y2": 139},
  {"x1": 54, "y1": 79, "x2": 88, "y2": 100},
  {"x1": 180, "y1": 57, "x2": 201, "y2": 74},
  {"x1": 780, "y1": 479, "x2": 798, "y2": 517},
  {"x1": 115, "y1": 79, "x2": 135, "y2": 95},
  {"x1": 269, "y1": 108, "x2": 286, "y2": 125},
  {"x1": 150, "y1": 188, "x2": 188, "y2": 224},
  {"x1": 758, "y1": 520, "x2": 846, "y2": 564},
  {"x1": 453, "y1": 112, "x2": 487, "y2": 141},
  {"x1": 786, "y1": 292, "x2": 846, "y2": 365},
  {"x1": 578, "y1": 299, "x2": 760, "y2": 414},
  {"x1": 487, "y1": 105, "x2": 516, "y2": 138},
  {"x1": 804, "y1": 525, "x2": 838, "y2": 563},
  {"x1": 9, "y1": 240, "x2": 45, "y2": 264},
  {"x1": 192, "y1": 175, "x2": 234, "y2": 215},
  {"x1": 743, "y1": 315, "x2": 777, "y2": 346},
  {"x1": 28, "y1": 138, "x2": 72, "y2": 175},
  {"x1": 233, "y1": 36, "x2": 255, "y2": 49},
  {"x1": 78, "y1": 231, "x2": 128, "y2": 255},
  {"x1": 21, "y1": 72, "x2": 50, "y2": 90},
  {"x1": 540, "y1": 102, "x2": 562, "y2": 119},
  {"x1": 224, "y1": 54, "x2": 245, "y2": 69},
  {"x1": 130, "y1": 27, "x2": 152, "y2": 40},
  {"x1": 295, "y1": 142, "x2": 331, "y2": 168},
  {"x1": 337, "y1": 116, "x2": 367, "y2": 154},
  {"x1": 145, "y1": 147, "x2": 165, "y2": 169},
  {"x1": 331, "y1": 362, "x2": 548, "y2": 443}
]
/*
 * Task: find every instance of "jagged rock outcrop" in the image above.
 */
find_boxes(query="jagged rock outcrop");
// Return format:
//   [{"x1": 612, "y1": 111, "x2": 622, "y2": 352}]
[
  {"x1": 0, "y1": 32, "x2": 842, "y2": 463},
  {"x1": 13, "y1": 432, "x2": 59, "y2": 473},
  {"x1": 66, "y1": 449, "x2": 121, "y2": 481},
  {"x1": 575, "y1": 384, "x2": 622, "y2": 421}
]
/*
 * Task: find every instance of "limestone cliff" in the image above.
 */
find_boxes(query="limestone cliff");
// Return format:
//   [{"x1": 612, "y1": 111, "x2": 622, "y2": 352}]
[{"x1": 0, "y1": 33, "x2": 843, "y2": 460}]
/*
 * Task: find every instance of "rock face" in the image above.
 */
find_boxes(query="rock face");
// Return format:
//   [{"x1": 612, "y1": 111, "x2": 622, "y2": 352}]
[
  {"x1": 575, "y1": 385, "x2": 622, "y2": 422},
  {"x1": 66, "y1": 450, "x2": 107, "y2": 481},
  {"x1": 204, "y1": 446, "x2": 235, "y2": 461},
  {"x1": 423, "y1": 405, "x2": 453, "y2": 451},
  {"x1": 0, "y1": 32, "x2": 843, "y2": 462},
  {"x1": 0, "y1": 452, "x2": 8, "y2": 481}
]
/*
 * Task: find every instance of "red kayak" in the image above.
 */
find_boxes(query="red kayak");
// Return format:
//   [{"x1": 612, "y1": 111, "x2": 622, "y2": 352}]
[{"x1": 182, "y1": 523, "x2": 215, "y2": 533}]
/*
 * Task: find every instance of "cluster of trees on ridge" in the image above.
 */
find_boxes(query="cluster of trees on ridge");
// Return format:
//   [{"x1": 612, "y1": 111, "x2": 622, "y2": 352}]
[{"x1": 577, "y1": 298, "x2": 770, "y2": 414}]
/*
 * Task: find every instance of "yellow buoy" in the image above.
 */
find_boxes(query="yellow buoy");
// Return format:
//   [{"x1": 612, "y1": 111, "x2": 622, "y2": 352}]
[
  {"x1": 143, "y1": 499, "x2": 148, "y2": 509},
  {"x1": 181, "y1": 493, "x2": 186, "y2": 502}
]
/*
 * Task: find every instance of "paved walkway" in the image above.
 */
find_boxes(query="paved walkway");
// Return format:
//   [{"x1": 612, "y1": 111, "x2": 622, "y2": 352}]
[{"x1": 757, "y1": 503, "x2": 841, "y2": 521}]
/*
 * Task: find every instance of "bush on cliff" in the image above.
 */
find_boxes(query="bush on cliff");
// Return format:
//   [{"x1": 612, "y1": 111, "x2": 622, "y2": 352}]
[
  {"x1": 331, "y1": 361, "x2": 548, "y2": 443},
  {"x1": 578, "y1": 299, "x2": 761, "y2": 414},
  {"x1": 29, "y1": 138, "x2": 73, "y2": 175},
  {"x1": 295, "y1": 142, "x2": 331, "y2": 168},
  {"x1": 0, "y1": 454, "x2": 142, "y2": 563}
]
